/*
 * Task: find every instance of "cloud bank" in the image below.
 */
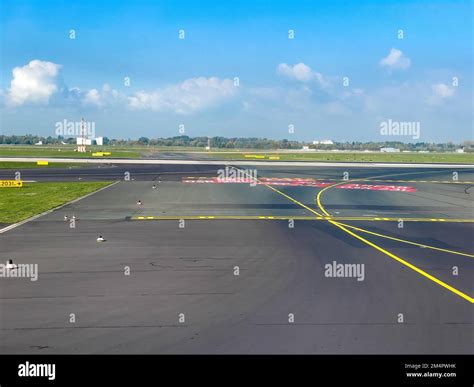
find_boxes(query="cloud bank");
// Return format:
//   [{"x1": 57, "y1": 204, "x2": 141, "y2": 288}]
[{"x1": 7, "y1": 60, "x2": 62, "y2": 106}]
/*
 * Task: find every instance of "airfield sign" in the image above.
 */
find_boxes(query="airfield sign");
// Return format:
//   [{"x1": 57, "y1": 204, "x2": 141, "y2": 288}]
[{"x1": 0, "y1": 180, "x2": 23, "y2": 188}]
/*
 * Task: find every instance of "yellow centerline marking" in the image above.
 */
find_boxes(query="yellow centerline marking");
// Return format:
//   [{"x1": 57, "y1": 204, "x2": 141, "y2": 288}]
[
  {"x1": 260, "y1": 182, "x2": 324, "y2": 217},
  {"x1": 141, "y1": 167, "x2": 474, "y2": 302},
  {"x1": 334, "y1": 222, "x2": 474, "y2": 258},
  {"x1": 231, "y1": 166, "x2": 324, "y2": 217},
  {"x1": 316, "y1": 180, "x2": 346, "y2": 216},
  {"x1": 130, "y1": 215, "x2": 474, "y2": 222},
  {"x1": 313, "y1": 174, "x2": 474, "y2": 303},
  {"x1": 329, "y1": 220, "x2": 474, "y2": 303}
]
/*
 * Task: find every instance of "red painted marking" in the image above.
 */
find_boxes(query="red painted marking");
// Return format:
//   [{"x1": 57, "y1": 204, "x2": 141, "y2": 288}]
[
  {"x1": 337, "y1": 184, "x2": 416, "y2": 192},
  {"x1": 182, "y1": 178, "x2": 416, "y2": 192}
]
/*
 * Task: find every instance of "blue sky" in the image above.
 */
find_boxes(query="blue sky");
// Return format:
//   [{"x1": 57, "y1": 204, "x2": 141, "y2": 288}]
[{"x1": 0, "y1": 0, "x2": 472, "y2": 142}]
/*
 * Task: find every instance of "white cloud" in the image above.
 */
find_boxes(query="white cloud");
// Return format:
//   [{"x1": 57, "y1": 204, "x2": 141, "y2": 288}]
[
  {"x1": 276, "y1": 62, "x2": 327, "y2": 86},
  {"x1": 431, "y1": 83, "x2": 455, "y2": 98},
  {"x1": 426, "y1": 82, "x2": 456, "y2": 106},
  {"x1": 7, "y1": 60, "x2": 62, "y2": 106},
  {"x1": 84, "y1": 89, "x2": 101, "y2": 106},
  {"x1": 128, "y1": 77, "x2": 237, "y2": 114},
  {"x1": 4, "y1": 61, "x2": 236, "y2": 113},
  {"x1": 277, "y1": 63, "x2": 313, "y2": 82},
  {"x1": 82, "y1": 84, "x2": 122, "y2": 107},
  {"x1": 379, "y1": 48, "x2": 411, "y2": 70}
]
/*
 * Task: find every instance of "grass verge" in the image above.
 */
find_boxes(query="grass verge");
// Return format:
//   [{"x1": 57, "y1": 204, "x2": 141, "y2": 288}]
[
  {"x1": 208, "y1": 152, "x2": 474, "y2": 164},
  {"x1": 0, "y1": 181, "x2": 112, "y2": 224},
  {"x1": 0, "y1": 146, "x2": 141, "y2": 158},
  {"x1": 0, "y1": 162, "x2": 85, "y2": 169}
]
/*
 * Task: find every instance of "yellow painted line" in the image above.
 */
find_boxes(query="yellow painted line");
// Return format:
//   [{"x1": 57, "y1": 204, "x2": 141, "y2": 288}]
[
  {"x1": 234, "y1": 166, "x2": 325, "y2": 217},
  {"x1": 130, "y1": 215, "x2": 474, "y2": 222},
  {"x1": 315, "y1": 169, "x2": 474, "y2": 218},
  {"x1": 313, "y1": 176, "x2": 474, "y2": 302},
  {"x1": 314, "y1": 173, "x2": 474, "y2": 302},
  {"x1": 131, "y1": 192, "x2": 474, "y2": 302},
  {"x1": 264, "y1": 183, "x2": 324, "y2": 216},
  {"x1": 336, "y1": 222, "x2": 474, "y2": 258},
  {"x1": 316, "y1": 180, "x2": 346, "y2": 216},
  {"x1": 330, "y1": 220, "x2": 474, "y2": 303}
]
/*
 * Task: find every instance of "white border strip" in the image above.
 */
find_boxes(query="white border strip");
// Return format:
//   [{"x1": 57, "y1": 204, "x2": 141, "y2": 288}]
[{"x1": 0, "y1": 181, "x2": 119, "y2": 234}]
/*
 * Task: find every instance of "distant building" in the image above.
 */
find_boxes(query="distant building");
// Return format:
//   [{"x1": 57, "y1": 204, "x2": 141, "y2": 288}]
[
  {"x1": 77, "y1": 138, "x2": 92, "y2": 146},
  {"x1": 76, "y1": 137, "x2": 103, "y2": 146},
  {"x1": 380, "y1": 147, "x2": 400, "y2": 153},
  {"x1": 34, "y1": 140, "x2": 43, "y2": 145},
  {"x1": 313, "y1": 139, "x2": 334, "y2": 145}
]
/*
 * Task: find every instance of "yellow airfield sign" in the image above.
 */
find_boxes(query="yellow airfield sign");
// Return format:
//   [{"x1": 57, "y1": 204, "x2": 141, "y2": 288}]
[{"x1": 0, "y1": 180, "x2": 23, "y2": 188}]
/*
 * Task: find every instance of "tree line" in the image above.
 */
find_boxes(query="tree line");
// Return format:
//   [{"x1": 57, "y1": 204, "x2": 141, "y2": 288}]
[{"x1": 0, "y1": 135, "x2": 471, "y2": 152}]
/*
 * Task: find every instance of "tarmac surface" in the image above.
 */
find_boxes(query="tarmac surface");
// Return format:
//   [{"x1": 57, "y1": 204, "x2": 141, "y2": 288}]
[{"x1": 0, "y1": 163, "x2": 473, "y2": 353}]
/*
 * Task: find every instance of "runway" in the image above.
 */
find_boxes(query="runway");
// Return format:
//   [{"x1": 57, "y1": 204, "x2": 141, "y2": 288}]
[{"x1": 0, "y1": 163, "x2": 473, "y2": 353}]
